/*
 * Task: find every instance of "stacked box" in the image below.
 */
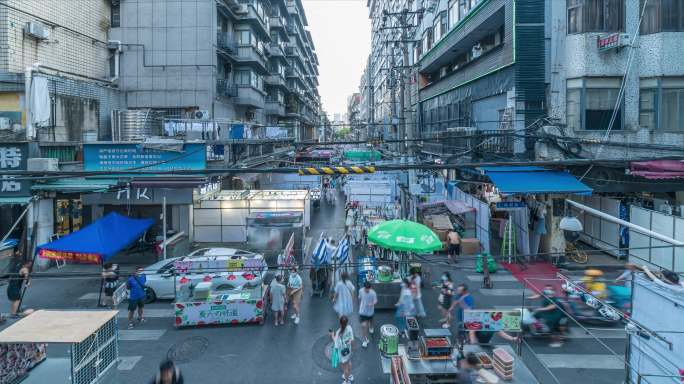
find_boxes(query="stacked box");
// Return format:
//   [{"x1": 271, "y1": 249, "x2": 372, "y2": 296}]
[{"x1": 492, "y1": 347, "x2": 514, "y2": 381}]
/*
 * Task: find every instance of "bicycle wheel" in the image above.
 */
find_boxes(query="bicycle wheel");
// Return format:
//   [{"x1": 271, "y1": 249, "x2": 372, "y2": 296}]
[{"x1": 568, "y1": 245, "x2": 588, "y2": 264}]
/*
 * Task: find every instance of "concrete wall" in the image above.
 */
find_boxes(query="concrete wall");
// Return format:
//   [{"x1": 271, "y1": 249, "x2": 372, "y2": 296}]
[
  {"x1": 110, "y1": 0, "x2": 218, "y2": 112},
  {"x1": 548, "y1": 0, "x2": 684, "y2": 158},
  {"x1": 0, "y1": 0, "x2": 111, "y2": 78}
]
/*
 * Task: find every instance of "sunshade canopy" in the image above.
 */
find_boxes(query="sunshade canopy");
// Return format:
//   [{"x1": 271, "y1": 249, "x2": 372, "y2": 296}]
[
  {"x1": 367, "y1": 219, "x2": 442, "y2": 253},
  {"x1": 36, "y1": 212, "x2": 154, "y2": 264},
  {"x1": 0, "y1": 310, "x2": 118, "y2": 343},
  {"x1": 481, "y1": 166, "x2": 592, "y2": 196}
]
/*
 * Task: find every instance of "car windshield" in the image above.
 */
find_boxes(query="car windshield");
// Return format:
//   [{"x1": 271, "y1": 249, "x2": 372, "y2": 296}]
[{"x1": 158, "y1": 258, "x2": 181, "y2": 274}]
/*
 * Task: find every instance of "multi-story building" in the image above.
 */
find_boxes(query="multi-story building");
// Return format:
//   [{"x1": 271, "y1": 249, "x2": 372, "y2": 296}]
[
  {"x1": 347, "y1": 92, "x2": 362, "y2": 139},
  {"x1": 0, "y1": 0, "x2": 123, "y2": 142},
  {"x1": 110, "y1": 0, "x2": 320, "y2": 139}
]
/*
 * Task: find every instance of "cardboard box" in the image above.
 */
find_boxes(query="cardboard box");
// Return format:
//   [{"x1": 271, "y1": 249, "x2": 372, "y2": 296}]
[
  {"x1": 460, "y1": 238, "x2": 481, "y2": 255},
  {"x1": 435, "y1": 229, "x2": 448, "y2": 242}
]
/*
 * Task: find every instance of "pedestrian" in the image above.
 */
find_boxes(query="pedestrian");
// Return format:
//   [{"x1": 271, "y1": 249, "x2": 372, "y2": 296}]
[
  {"x1": 100, "y1": 263, "x2": 119, "y2": 308},
  {"x1": 333, "y1": 272, "x2": 355, "y2": 318},
  {"x1": 126, "y1": 267, "x2": 147, "y2": 329},
  {"x1": 395, "y1": 278, "x2": 415, "y2": 336},
  {"x1": 150, "y1": 359, "x2": 184, "y2": 384},
  {"x1": 330, "y1": 315, "x2": 354, "y2": 383},
  {"x1": 455, "y1": 284, "x2": 475, "y2": 341},
  {"x1": 410, "y1": 269, "x2": 426, "y2": 318},
  {"x1": 438, "y1": 272, "x2": 454, "y2": 328},
  {"x1": 7, "y1": 260, "x2": 31, "y2": 317},
  {"x1": 616, "y1": 263, "x2": 638, "y2": 286},
  {"x1": 454, "y1": 353, "x2": 479, "y2": 384},
  {"x1": 270, "y1": 274, "x2": 286, "y2": 326},
  {"x1": 447, "y1": 231, "x2": 461, "y2": 264},
  {"x1": 358, "y1": 281, "x2": 377, "y2": 348},
  {"x1": 287, "y1": 267, "x2": 303, "y2": 325}
]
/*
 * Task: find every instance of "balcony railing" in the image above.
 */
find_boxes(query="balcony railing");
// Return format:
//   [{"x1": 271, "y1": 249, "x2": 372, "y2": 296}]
[
  {"x1": 217, "y1": 33, "x2": 237, "y2": 53},
  {"x1": 216, "y1": 79, "x2": 238, "y2": 98},
  {"x1": 421, "y1": 128, "x2": 515, "y2": 157}
]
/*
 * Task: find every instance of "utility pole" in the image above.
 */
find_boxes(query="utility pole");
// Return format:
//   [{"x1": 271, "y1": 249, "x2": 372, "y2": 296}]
[{"x1": 399, "y1": 9, "x2": 409, "y2": 157}]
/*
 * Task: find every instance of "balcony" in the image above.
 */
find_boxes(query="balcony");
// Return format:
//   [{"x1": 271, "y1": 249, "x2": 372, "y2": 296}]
[
  {"x1": 216, "y1": 79, "x2": 238, "y2": 98},
  {"x1": 265, "y1": 99, "x2": 286, "y2": 117},
  {"x1": 264, "y1": 74, "x2": 288, "y2": 89},
  {"x1": 421, "y1": 128, "x2": 515, "y2": 158},
  {"x1": 269, "y1": 16, "x2": 284, "y2": 29},
  {"x1": 235, "y1": 85, "x2": 265, "y2": 109},
  {"x1": 267, "y1": 42, "x2": 285, "y2": 57},
  {"x1": 217, "y1": 33, "x2": 237, "y2": 54},
  {"x1": 235, "y1": 3, "x2": 270, "y2": 38},
  {"x1": 285, "y1": 24, "x2": 296, "y2": 36},
  {"x1": 234, "y1": 45, "x2": 269, "y2": 74}
]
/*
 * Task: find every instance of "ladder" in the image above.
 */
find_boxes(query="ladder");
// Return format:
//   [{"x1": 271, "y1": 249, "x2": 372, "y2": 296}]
[{"x1": 501, "y1": 220, "x2": 516, "y2": 264}]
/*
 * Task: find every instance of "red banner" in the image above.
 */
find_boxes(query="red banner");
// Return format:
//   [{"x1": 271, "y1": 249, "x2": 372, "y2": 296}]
[{"x1": 39, "y1": 249, "x2": 102, "y2": 264}]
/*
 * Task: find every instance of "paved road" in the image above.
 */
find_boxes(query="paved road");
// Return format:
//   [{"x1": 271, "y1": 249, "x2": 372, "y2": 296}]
[{"x1": 0, "y1": 192, "x2": 628, "y2": 383}]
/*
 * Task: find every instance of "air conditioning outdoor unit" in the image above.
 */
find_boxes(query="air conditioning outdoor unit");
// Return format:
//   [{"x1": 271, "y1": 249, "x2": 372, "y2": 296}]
[
  {"x1": 234, "y1": 4, "x2": 248, "y2": 14},
  {"x1": 194, "y1": 110, "x2": 210, "y2": 120},
  {"x1": 28, "y1": 158, "x2": 59, "y2": 172},
  {"x1": 25, "y1": 21, "x2": 50, "y2": 40}
]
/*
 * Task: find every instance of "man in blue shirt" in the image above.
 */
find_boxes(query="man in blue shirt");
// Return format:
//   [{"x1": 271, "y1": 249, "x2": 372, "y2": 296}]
[
  {"x1": 455, "y1": 283, "x2": 474, "y2": 342},
  {"x1": 127, "y1": 267, "x2": 147, "y2": 329}
]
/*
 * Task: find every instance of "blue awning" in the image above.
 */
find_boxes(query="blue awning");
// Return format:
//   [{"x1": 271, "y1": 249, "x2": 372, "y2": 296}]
[
  {"x1": 481, "y1": 166, "x2": 592, "y2": 195},
  {"x1": 36, "y1": 212, "x2": 154, "y2": 264}
]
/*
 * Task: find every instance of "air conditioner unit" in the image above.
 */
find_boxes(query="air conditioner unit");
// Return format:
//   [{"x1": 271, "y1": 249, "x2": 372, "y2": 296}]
[
  {"x1": 28, "y1": 158, "x2": 59, "y2": 172},
  {"x1": 194, "y1": 110, "x2": 210, "y2": 119},
  {"x1": 234, "y1": 4, "x2": 248, "y2": 14},
  {"x1": 0, "y1": 117, "x2": 10, "y2": 130},
  {"x1": 25, "y1": 21, "x2": 50, "y2": 40}
]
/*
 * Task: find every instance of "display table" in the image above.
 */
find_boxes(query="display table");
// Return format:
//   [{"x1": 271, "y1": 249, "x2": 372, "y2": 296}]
[
  {"x1": 373, "y1": 277, "x2": 402, "y2": 309},
  {"x1": 381, "y1": 344, "x2": 539, "y2": 384}
]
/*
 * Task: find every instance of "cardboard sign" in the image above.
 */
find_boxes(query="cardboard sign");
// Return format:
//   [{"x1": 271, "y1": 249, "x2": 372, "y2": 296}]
[
  {"x1": 113, "y1": 284, "x2": 127, "y2": 306},
  {"x1": 463, "y1": 309, "x2": 522, "y2": 332},
  {"x1": 174, "y1": 299, "x2": 263, "y2": 327}
]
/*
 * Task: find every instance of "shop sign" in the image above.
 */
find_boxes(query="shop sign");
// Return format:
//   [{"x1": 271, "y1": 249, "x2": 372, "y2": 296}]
[
  {"x1": 39, "y1": 248, "x2": 101, "y2": 264},
  {"x1": 0, "y1": 143, "x2": 30, "y2": 197},
  {"x1": 495, "y1": 201, "x2": 526, "y2": 210},
  {"x1": 463, "y1": 309, "x2": 522, "y2": 332},
  {"x1": 597, "y1": 33, "x2": 628, "y2": 52},
  {"x1": 174, "y1": 300, "x2": 263, "y2": 327},
  {"x1": 82, "y1": 187, "x2": 193, "y2": 205},
  {"x1": 83, "y1": 143, "x2": 206, "y2": 171}
]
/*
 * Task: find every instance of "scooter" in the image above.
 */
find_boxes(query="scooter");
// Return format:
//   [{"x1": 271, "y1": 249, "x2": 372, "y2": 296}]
[
  {"x1": 521, "y1": 308, "x2": 569, "y2": 338},
  {"x1": 562, "y1": 280, "x2": 625, "y2": 323}
]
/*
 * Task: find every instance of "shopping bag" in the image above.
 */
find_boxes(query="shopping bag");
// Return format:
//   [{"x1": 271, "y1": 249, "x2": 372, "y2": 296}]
[{"x1": 331, "y1": 347, "x2": 339, "y2": 368}]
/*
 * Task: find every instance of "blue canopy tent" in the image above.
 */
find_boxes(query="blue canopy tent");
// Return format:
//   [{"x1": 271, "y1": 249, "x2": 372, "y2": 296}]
[
  {"x1": 480, "y1": 166, "x2": 592, "y2": 195},
  {"x1": 37, "y1": 212, "x2": 154, "y2": 264}
]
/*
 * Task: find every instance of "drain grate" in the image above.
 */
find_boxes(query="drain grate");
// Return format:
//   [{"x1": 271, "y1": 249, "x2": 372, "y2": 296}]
[{"x1": 167, "y1": 336, "x2": 210, "y2": 363}]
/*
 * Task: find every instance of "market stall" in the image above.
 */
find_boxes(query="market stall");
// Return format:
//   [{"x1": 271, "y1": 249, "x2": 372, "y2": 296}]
[
  {"x1": 380, "y1": 325, "x2": 539, "y2": 384},
  {"x1": 173, "y1": 254, "x2": 268, "y2": 327},
  {"x1": 366, "y1": 220, "x2": 442, "y2": 309},
  {"x1": 0, "y1": 310, "x2": 119, "y2": 384}
]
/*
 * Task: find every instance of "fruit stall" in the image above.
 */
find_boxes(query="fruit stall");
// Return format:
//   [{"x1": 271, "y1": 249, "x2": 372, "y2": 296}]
[{"x1": 173, "y1": 256, "x2": 268, "y2": 327}]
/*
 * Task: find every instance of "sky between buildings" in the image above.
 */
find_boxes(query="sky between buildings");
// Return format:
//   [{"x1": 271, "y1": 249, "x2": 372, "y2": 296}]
[{"x1": 302, "y1": 0, "x2": 371, "y2": 119}]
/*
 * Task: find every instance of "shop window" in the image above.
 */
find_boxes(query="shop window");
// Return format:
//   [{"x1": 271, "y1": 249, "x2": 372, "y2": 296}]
[
  {"x1": 640, "y1": 0, "x2": 684, "y2": 34},
  {"x1": 567, "y1": 0, "x2": 624, "y2": 34},
  {"x1": 55, "y1": 199, "x2": 83, "y2": 236},
  {"x1": 639, "y1": 88, "x2": 656, "y2": 130}
]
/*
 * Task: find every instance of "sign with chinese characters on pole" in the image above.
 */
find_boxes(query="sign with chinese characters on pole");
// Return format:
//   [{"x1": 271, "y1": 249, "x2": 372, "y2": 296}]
[
  {"x1": 597, "y1": 33, "x2": 629, "y2": 53},
  {"x1": 0, "y1": 143, "x2": 30, "y2": 197},
  {"x1": 174, "y1": 299, "x2": 264, "y2": 327}
]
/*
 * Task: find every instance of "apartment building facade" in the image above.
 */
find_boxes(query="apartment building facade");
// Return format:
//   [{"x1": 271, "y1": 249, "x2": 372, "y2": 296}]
[
  {"x1": 0, "y1": 0, "x2": 123, "y2": 143},
  {"x1": 109, "y1": 0, "x2": 320, "y2": 139}
]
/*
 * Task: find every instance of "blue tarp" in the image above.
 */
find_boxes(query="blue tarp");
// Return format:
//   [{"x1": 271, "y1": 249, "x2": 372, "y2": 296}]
[
  {"x1": 481, "y1": 166, "x2": 592, "y2": 196},
  {"x1": 37, "y1": 212, "x2": 154, "y2": 263}
]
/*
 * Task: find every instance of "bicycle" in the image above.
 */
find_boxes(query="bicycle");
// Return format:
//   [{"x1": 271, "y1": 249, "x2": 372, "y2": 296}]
[{"x1": 565, "y1": 241, "x2": 588, "y2": 264}]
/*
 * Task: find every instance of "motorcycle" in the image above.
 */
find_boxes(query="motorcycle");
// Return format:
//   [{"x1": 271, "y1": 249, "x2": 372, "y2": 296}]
[
  {"x1": 521, "y1": 308, "x2": 569, "y2": 338},
  {"x1": 562, "y1": 280, "x2": 626, "y2": 324}
]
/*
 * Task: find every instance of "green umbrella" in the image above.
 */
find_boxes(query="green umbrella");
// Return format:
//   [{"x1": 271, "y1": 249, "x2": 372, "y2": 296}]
[{"x1": 367, "y1": 219, "x2": 442, "y2": 253}]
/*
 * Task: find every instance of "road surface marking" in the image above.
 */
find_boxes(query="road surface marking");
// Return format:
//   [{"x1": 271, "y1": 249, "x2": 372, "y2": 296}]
[
  {"x1": 116, "y1": 308, "x2": 174, "y2": 318},
  {"x1": 78, "y1": 292, "x2": 100, "y2": 301},
  {"x1": 479, "y1": 288, "x2": 535, "y2": 296},
  {"x1": 119, "y1": 329, "x2": 166, "y2": 341},
  {"x1": 535, "y1": 354, "x2": 624, "y2": 370},
  {"x1": 566, "y1": 327, "x2": 627, "y2": 339},
  {"x1": 467, "y1": 275, "x2": 520, "y2": 282},
  {"x1": 118, "y1": 356, "x2": 143, "y2": 370}
]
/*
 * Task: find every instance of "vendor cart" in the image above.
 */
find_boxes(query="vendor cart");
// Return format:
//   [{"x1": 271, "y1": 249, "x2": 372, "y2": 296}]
[
  {"x1": 0, "y1": 310, "x2": 119, "y2": 384},
  {"x1": 173, "y1": 255, "x2": 268, "y2": 327}
]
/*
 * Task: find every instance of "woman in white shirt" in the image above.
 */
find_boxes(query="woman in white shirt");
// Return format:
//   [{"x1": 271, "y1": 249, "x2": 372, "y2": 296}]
[
  {"x1": 330, "y1": 315, "x2": 354, "y2": 383},
  {"x1": 287, "y1": 267, "x2": 303, "y2": 325},
  {"x1": 333, "y1": 272, "x2": 355, "y2": 319}
]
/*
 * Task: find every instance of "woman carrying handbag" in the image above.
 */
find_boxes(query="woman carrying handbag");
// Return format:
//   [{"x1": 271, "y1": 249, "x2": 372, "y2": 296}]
[{"x1": 330, "y1": 315, "x2": 354, "y2": 383}]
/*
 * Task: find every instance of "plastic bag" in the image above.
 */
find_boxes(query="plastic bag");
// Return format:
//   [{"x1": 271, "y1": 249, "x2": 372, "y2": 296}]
[{"x1": 331, "y1": 347, "x2": 339, "y2": 368}]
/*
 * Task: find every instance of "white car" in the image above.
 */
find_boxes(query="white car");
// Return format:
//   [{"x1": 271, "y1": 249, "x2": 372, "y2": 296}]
[{"x1": 141, "y1": 248, "x2": 266, "y2": 302}]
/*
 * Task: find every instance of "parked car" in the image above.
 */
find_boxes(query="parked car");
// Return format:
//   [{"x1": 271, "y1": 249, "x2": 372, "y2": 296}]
[{"x1": 141, "y1": 247, "x2": 266, "y2": 303}]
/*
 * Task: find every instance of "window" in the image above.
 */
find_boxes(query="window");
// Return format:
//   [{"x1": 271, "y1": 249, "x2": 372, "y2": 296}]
[
  {"x1": 567, "y1": 78, "x2": 623, "y2": 130},
  {"x1": 639, "y1": 88, "x2": 656, "y2": 129},
  {"x1": 235, "y1": 70, "x2": 260, "y2": 88},
  {"x1": 661, "y1": 88, "x2": 684, "y2": 131},
  {"x1": 459, "y1": 0, "x2": 471, "y2": 21},
  {"x1": 567, "y1": 0, "x2": 624, "y2": 34},
  {"x1": 440, "y1": 12, "x2": 448, "y2": 38},
  {"x1": 236, "y1": 30, "x2": 252, "y2": 46},
  {"x1": 640, "y1": 0, "x2": 684, "y2": 34},
  {"x1": 111, "y1": 2, "x2": 120, "y2": 28},
  {"x1": 449, "y1": 0, "x2": 459, "y2": 29}
]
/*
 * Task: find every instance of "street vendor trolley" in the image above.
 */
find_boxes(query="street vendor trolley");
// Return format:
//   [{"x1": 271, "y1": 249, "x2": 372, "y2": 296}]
[{"x1": 0, "y1": 310, "x2": 119, "y2": 384}]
